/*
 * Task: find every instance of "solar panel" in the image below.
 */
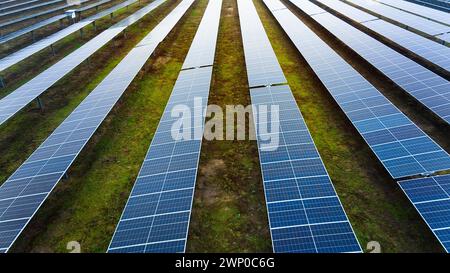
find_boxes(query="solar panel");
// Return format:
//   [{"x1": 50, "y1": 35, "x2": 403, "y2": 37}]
[
  {"x1": 398, "y1": 174, "x2": 450, "y2": 252},
  {"x1": 0, "y1": 0, "x2": 90, "y2": 30},
  {"x1": 302, "y1": 11, "x2": 450, "y2": 125},
  {"x1": 0, "y1": 0, "x2": 165, "y2": 126},
  {"x1": 240, "y1": 0, "x2": 361, "y2": 253},
  {"x1": 316, "y1": 0, "x2": 377, "y2": 23},
  {"x1": 436, "y1": 32, "x2": 450, "y2": 42},
  {"x1": 0, "y1": 0, "x2": 139, "y2": 73},
  {"x1": 290, "y1": 0, "x2": 326, "y2": 15},
  {"x1": 239, "y1": 0, "x2": 286, "y2": 87},
  {"x1": 315, "y1": 0, "x2": 450, "y2": 72},
  {"x1": 345, "y1": 0, "x2": 450, "y2": 36},
  {"x1": 265, "y1": 0, "x2": 450, "y2": 179},
  {"x1": 0, "y1": 0, "x2": 21, "y2": 8},
  {"x1": 0, "y1": 0, "x2": 42, "y2": 13},
  {"x1": 0, "y1": 14, "x2": 67, "y2": 44},
  {"x1": 77, "y1": 0, "x2": 111, "y2": 13},
  {"x1": 407, "y1": 0, "x2": 450, "y2": 12},
  {"x1": 361, "y1": 20, "x2": 450, "y2": 71},
  {"x1": 181, "y1": 0, "x2": 221, "y2": 69},
  {"x1": 375, "y1": 0, "x2": 450, "y2": 26},
  {"x1": 0, "y1": 0, "x2": 65, "y2": 18},
  {"x1": 251, "y1": 86, "x2": 362, "y2": 253},
  {"x1": 0, "y1": 0, "x2": 194, "y2": 253},
  {"x1": 108, "y1": 0, "x2": 221, "y2": 253}
]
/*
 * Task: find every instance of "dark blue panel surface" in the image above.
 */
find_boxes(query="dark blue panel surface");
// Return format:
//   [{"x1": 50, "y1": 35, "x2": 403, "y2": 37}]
[
  {"x1": 243, "y1": 0, "x2": 360, "y2": 253},
  {"x1": 399, "y1": 174, "x2": 450, "y2": 252}
]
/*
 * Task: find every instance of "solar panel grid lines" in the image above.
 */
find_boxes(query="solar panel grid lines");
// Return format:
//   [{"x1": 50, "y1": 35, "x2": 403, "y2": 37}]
[
  {"x1": 398, "y1": 174, "x2": 450, "y2": 252},
  {"x1": 0, "y1": 0, "x2": 166, "y2": 126},
  {"x1": 0, "y1": 0, "x2": 194, "y2": 253},
  {"x1": 344, "y1": 0, "x2": 450, "y2": 37},
  {"x1": 361, "y1": 20, "x2": 450, "y2": 72},
  {"x1": 375, "y1": 0, "x2": 450, "y2": 26},
  {"x1": 264, "y1": 0, "x2": 450, "y2": 179},
  {"x1": 250, "y1": 85, "x2": 362, "y2": 253},
  {"x1": 107, "y1": 0, "x2": 222, "y2": 253},
  {"x1": 305, "y1": 12, "x2": 450, "y2": 125},
  {"x1": 313, "y1": 1, "x2": 450, "y2": 74},
  {"x1": 238, "y1": 0, "x2": 286, "y2": 87},
  {"x1": 239, "y1": 0, "x2": 361, "y2": 253},
  {"x1": 0, "y1": 0, "x2": 139, "y2": 73}
]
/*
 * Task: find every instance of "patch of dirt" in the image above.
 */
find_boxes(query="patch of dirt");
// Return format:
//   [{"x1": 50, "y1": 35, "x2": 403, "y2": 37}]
[{"x1": 197, "y1": 159, "x2": 226, "y2": 205}]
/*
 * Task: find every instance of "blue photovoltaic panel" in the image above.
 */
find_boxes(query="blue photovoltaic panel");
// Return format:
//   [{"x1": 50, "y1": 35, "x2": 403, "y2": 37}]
[
  {"x1": 108, "y1": 67, "x2": 212, "y2": 253},
  {"x1": 240, "y1": 0, "x2": 360, "y2": 253},
  {"x1": 399, "y1": 174, "x2": 450, "y2": 252},
  {"x1": 316, "y1": 0, "x2": 450, "y2": 72},
  {"x1": 304, "y1": 11, "x2": 450, "y2": 125},
  {"x1": 238, "y1": 0, "x2": 286, "y2": 87},
  {"x1": 345, "y1": 0, "x2": 450, "y2": 36},
  {"x1": 290, "y1": 0, "x2": 326, "y2": 15},
  {"x1": 362, "y1": 20, "x2": 450, "y2": 72},
  {"x1": 181, "y1": 0, "x2": 221, "y2": 69},
  {"x1": 0, "y1": 0, "x2": 139, "y2": 72},
  {"x1": 407, "y1": 0, "x2": 450, "y2": 12},
  {"x1": 250, "y1": 86, "x2": 361, "y2": 253},
  {"x1": 0, "y1": 0, "x2": 165, "y2": 126},
  {"x1": 375, "y1": 0, "x2": 450, "y2": 26},
  {"x1": 264, "y1": 0, "x2": 450, "y2": 179},
  {"x1": 315, "y1": 0, "x2": 377, "y2": 22},
  {"x1": 108, "y1": 0, "x2": 221, "y2": 253},
  {"x1": 0, "y1": 0, "x2": 194, "y2": 253}
]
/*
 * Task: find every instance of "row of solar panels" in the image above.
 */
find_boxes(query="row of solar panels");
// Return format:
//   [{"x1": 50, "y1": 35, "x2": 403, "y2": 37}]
[
  {"x1": 301, "y1": 0, "x2": 450, "y2": 126},
  {"x1": 406, "y1": 0, "x2": 450, "y2": 12},
  {"x1": 0, "y1": 0, "x2": 130, "y2": 44},
  {"x1": 0, "y1": 0, "x2": 139, "y2": 74},
  {"x1": 0, "y1": 0, "x2": 162, "y2": 126},
  {"x1": 107, "y1": 0, "x2": 221, "y2": 253},
  {"x1": 238, "y1": 0, "x2": 361, "y2": 253},
  {"x1": 0, "y1": 0, "x2": 65, "y2": 18},
  {"x1": 0, "y1": 0, "x2": 92, "y2": 30},
  {"x1": 0, "y1": 0, "x2": 45, "y2": 14},
  {"x1": 263, "y1": 0, "x2": 450, "y2": 252},
  {"x1": 0, "y1": 0, "x2": 187, "y2": 253},
  {"x1": 343, "y1": 0, "x2": 450, "y2": 44}
]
